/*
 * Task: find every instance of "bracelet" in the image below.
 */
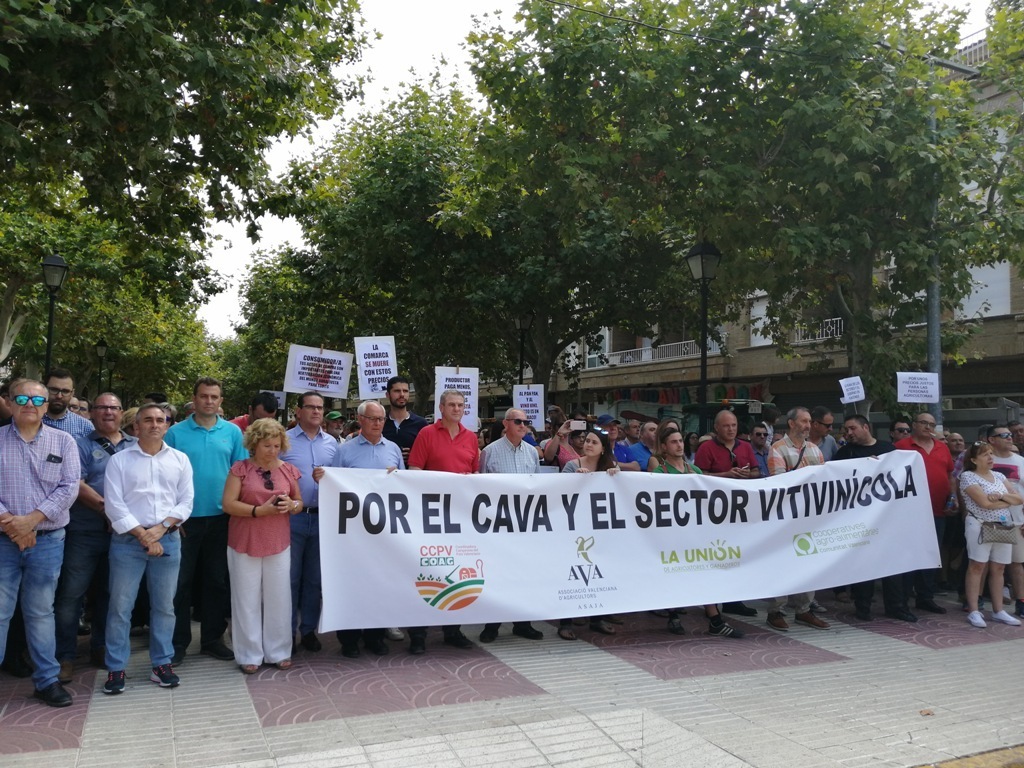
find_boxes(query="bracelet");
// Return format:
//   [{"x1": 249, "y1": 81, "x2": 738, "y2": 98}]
[{"x1": 251, "y1": 505, "x2": 257, "y2": 518}]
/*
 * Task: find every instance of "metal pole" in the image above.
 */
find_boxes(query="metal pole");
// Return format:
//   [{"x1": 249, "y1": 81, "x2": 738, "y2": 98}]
[
  {"x1": 44, "y1": 292, "x2": 57, "y2": 379},
  {"x1": 698, "y1": 278, "x2": 710, "y2": 435},
  {"x1": 926, "y1": 68, "x2": 943, "y2": 428}
]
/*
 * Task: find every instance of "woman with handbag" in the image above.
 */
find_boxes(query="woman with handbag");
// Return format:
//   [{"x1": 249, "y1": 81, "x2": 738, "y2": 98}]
[{"x1": 959, "y1": 442, "x2": 1024, "y2": 628}]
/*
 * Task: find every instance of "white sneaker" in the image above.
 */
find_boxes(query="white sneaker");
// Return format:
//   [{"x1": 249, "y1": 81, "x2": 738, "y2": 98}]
[
  {"x1": 967, "y1": 610, "x2": 987, "y2": 628},
  {"x1": 990, "y1": 610, "x2": 1021, "y2": 626},
  {"x1": 386, "y1": 628, "x2": 405, "y2": 641}
]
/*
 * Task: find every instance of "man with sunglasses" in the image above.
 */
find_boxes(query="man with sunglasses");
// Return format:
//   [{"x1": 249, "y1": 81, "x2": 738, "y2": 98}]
[
  {"x1": 889, "y1": 418, "x2": 912, "y2": 442},
  {"x1": 0, "y1": 379, "x2": 81, "y2": 707},
  {"x1": 749, "y1": 426, "x2": 771, "y2": 477},
  {"x1": 986, "y1": 424, "x2": 1024, "y2": 617},
  {"x1": 42, "y1": 367, "x2": 92, "y2": 439},
  {"x1": 895, "y1": 412, "x2": 954, "y2": 614}
]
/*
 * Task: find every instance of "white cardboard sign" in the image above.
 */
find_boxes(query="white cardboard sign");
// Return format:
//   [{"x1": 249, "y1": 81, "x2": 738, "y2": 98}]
[
  {"x1": 354, "y1": 336, "x2": 398, "y2": 401},
  {"x1": 896, "y1": 372, "x2": 939, "y2": 404},
  {"x1": 512, "y1": 385, "x2": 545, "y2": 430},
  {"x1": 434, "y1": 366, "x2": 479, "y2": 431},
  {"x1": 838, "y1": 376, "x2": 865, "y2": 405},
  {"x1": 283, "y1": 344, "x2": 353, "y2": 398}
]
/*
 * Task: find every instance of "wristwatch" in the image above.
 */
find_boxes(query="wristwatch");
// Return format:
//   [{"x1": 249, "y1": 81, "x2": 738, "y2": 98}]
[{"x1": 161, "y1": 520, "x2": 173, "y2": 529}]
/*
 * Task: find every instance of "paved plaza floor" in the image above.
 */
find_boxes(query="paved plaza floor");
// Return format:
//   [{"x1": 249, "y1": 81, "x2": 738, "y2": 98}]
[{"x1": 1, "y1": 590, "x2": 1023, "y2": 767}]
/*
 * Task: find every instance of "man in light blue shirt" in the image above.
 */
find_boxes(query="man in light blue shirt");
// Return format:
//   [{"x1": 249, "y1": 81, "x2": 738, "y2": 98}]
[
  {"x1": 165, "y1": 377, "x2": 246, "y2": 664},
  {"x1": 328, "y1": 400, "x2": 403, "y2": 657},
  {"x1": 281, "y1": 391, "x2": 338, "y2": 653}
]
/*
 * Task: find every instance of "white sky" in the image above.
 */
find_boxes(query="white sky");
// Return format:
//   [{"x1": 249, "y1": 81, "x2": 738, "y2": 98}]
[{"x1": 199, "y1": 0, "x2": 990, "y2": 338}]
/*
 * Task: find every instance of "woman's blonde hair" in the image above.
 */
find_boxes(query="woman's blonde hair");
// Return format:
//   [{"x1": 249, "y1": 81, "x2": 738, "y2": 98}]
[{"x1": 244, "y1": 418, "x2": 289, "y2": 455}]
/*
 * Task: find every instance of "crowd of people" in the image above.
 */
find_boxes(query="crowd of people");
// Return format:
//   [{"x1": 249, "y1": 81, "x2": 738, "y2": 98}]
[{"x1": 2, "y1": 366, "x2": 1023, "y2": 708}]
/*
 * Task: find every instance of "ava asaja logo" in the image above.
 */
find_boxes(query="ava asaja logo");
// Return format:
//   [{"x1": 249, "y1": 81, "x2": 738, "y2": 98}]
[{"x1": 568, "y1": 536, "x2": 604, "y2": 585}]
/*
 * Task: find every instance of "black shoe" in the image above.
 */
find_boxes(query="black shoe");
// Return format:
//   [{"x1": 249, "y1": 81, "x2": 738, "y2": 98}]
[
  {"x1": 340, "y1": 644, "x2": 360, "y2": 659},
  {"x1": 854, "y1": 608, "x2": 872, "y2": 621},
  {"x1": 479, "y1": 627, "x2": 499, "y2": 643},
  {"x1": 884, "y1": 609, "x2": 918, "y2": 622},
  {"x1": 171, "y1": 647, "x2": 185, "y2": 666},
  {"x1": 33, "y1": 681, "x2": 72, "y2": 708},
  {"x1": 409, "y1": 637, "x2": 426, "y2": 655},
  {"x1": 708, "y1": 621, "x2": 744, "y2": 639},
  {"x1": 916, "y1": 599, "x2": 947, "y2": 614},
  {"x1": 722, "y1": 601, "x2": 757, "y2": 617},
  {"x1": 300, "y1": 632, "x2": 322, "y2": 652},
  {"x1": 511, "y1": 624, "x2": 544, "y2": 640},
  {"x1": 443, "y1": 630, "x2": 473, "y2": 649},
  {"x1": 200, "y1": 641, "x2": 234, "y2": 660},
  {"x1": 365, "y1": 639, "x2": 389, "y2": 656},
  {"x1": 667, "y1": 617, "x2": 686, "y2": 635},
  {"x1": 77, "y1": 618, "x2": 91, "y2": 636}
]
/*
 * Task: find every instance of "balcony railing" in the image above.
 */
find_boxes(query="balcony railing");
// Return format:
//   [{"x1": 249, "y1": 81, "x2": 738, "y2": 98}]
[
  {"x1": 792, "y1": 317, "x2": 845, "y2": 345},
  {"x1": 586, "y1": 338, "x2": 722, "y2": 369}
]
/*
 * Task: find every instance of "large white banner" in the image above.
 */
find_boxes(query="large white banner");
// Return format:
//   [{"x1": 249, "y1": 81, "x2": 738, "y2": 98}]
[{"x1": 318, "y1": 452, "x2": 937, "y2": 630}]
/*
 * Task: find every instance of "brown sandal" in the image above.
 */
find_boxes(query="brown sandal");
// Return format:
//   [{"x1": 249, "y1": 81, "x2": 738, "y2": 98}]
[
  {"x1": 275, "y1": 659, "x2": 293, "y2": 670},
  {"x1": 557, "y1": 627, "x2": 576, "y2": 641},
  {"x1": 240, "y1": 664, "x2": 259, "y2": 675}
]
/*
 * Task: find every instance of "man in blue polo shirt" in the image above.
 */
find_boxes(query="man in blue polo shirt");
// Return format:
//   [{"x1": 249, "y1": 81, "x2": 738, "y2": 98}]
[{"x1": 165, "y1": 377, "x2": 246, "y2": 665}]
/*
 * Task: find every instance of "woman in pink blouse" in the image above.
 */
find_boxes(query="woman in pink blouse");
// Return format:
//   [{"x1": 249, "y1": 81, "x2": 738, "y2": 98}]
[{"x1": 222, "y1": 419, "x2": 303, "y2": 673}]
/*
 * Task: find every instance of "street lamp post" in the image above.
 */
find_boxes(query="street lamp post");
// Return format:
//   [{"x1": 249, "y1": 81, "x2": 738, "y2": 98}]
[
  {"x1": 513, "y1": 312, "x2": 535, "y2": 386},
  {"x1": 686, "y1": 242, "x2": 722, "y2": 436},
  {"x1": 95, "y1": 339, "x2": 108, "y2": 395},
  {"x1": 41, "y1": 254, "x2": 70, "y2": 378}
]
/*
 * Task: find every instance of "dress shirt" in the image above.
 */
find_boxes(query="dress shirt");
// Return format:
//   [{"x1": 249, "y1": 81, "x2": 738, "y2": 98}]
[
  {"x1": 480, "y1": 436, "x2": 540, "y2": 474},
  {"x1": 281, "y1": 426, "x2": 338, "y2": 507},
  {"x1": 103, "y1": 441, "x2": 193, "y2": 534},
  {"x1": 43, "y1": 410, "x2": 94, "y2": 439},
  {"x1": 333, "y1": 433, "x2": 405, "y2": 470},
  {"x1": 0, "y1": 424, "x2": 80, "y2": 529}
]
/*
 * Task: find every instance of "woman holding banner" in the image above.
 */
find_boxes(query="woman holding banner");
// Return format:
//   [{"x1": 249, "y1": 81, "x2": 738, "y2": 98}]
[
  {"x1": 559, "y1": 430, "x2": 619, "y2": 637},
  {"x1": 651, "y1": 426, "x2": 745, "y2": 639},
  {"x1": 222, "y1": 419, "x2": 303, "y2": 673},
  {"x1": 960, "y1": 442, "x2": 1024, "y2": 629}
]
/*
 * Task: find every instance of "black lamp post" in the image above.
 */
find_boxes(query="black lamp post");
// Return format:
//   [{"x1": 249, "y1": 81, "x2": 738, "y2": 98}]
[
  {"x1": 513, "y1": 312, "x2": 535, "y2": 385},
  {"x1": 95, "y1": 339, "x2": 108, "y2": 394},
  {"x1": 41, "y1": 254, "x2": 70, "y2": 378},
  {"x1": 686, "y1": 241, "x2": 722, "y2": 435}
]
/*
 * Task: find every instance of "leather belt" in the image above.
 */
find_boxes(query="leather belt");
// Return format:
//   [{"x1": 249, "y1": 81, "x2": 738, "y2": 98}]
[{"x1": 303, "y1": 506, "x2": 319, "y2": 514}]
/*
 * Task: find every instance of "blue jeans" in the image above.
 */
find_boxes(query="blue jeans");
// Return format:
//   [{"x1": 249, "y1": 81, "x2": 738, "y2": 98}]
[
  {"x1": 54, "y1": 528, "x2": 110, "y2": 661},
  {"x1": 106, "y1": 532, "x2": 181, "y2": 670},
  {"x1": 290, "y1": 513, "x2": 321, "y2": 636},
  {"x1": 0, "y1": 529, "x2": 65, "y2": 689}
]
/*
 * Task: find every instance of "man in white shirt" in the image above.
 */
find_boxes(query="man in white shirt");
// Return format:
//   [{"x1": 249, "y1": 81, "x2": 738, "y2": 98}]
[{"x1": 102, "y1": 404, "x2": 193, "y2": 695}]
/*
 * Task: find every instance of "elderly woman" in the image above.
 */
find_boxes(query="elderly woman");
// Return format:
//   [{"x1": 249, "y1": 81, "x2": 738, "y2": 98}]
[
  {"x1": 960, "y1": 442, "x2": 1024, "y2": 628},
  {"x1": 222, "y1": 418, "x2": 303, "y2": 673}
]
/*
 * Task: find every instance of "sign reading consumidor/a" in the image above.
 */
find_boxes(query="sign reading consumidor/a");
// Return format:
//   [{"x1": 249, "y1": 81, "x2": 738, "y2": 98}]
[
  {"x1": 283, "y1": 344, "x2": 353, "y2": 398},
  {"x1": 317, "y1": 452, "x2": 936, "y2": 630}
]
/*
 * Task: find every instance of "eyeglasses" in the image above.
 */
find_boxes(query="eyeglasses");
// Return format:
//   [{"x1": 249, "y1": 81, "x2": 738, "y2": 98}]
[
  {"x1": 509, "y1": 418, "x2": 532, "y2": 426},
  {"x1": 14, "y1": 395, "x2": 47, "y2": 407},
  {"x1": 300, "y1": 404, "x2": 324, "y2": 410},
  {"x1": 93, "y1": 405, "x2": 122, "y2": 412},
  {"x1": 752, "y1": 431, "x2": 767, "y2": 437},
  {"x1": 46, "y1": 387, "x2": 73, "y2": 397},
  {"x1": 915, "y1": 420, "x2": 936, "y2": 428},
  {"x1": 259, "y1": 469, "x2": 274, "y2": 490},
  {"x1": 813, "y1": 420, "x2": 834, "y2": 428},
  {"x1": 893, "y1": 427, "x2": 911, "y2": 434},
  {"x1": 360, "y1": 415, "x2": 385, "y2": 423},
  {"x1": 993, "y1": 432, "x2": 1012, "y2": 439}
]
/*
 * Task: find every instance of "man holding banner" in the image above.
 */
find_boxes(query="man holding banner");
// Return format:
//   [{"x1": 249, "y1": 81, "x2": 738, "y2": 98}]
[
  {"x1": 478, "y1": 409, "x2": 545, "y2": 644},
  {"x1": 406, "y1": 389, "x2": 479, "y2": 654},
  {"x1": 329, "y1": 401, "x2": 404, "y2": 657}
]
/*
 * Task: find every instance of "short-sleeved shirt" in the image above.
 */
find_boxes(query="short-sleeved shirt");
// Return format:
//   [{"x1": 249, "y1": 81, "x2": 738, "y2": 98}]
[
  {"x1": 165, "y1": 415, "x2": 247, "y2": 517},
  {"x1": 480, "y1": 436, "x2": 539, "y2": 474},
  {"x1": 960, "y1": 471, "x2": 1011, "y2": 523},
  {"x1": 227, "y1": 459, "x2": 301, "y2": 557},
  {"x1": 71, "y1": 430, "x2": 137, "y2": 533},
  {"x1": 694, "y1": 438, "x2": 758, "y2": 475},
  {"x1": 630, "y1": 442, "x2": 653, "y2": 469},
  {"x1": 768, "y1": 435, "x2": 825, "y2": 475},
  {"x1": 383, "y1": 411, "x2": 428, "y2": 451},
  {"x1": 833, "y1": 440, "x2": 894, "y2": 461},
  {"x1": 334, "y1": 433, "x2": 405, "y2": 470},
  {"x1": 992, "y1": 453, "x2": 1024, "y2": 524},
  {"x1": 408, "y1": 421, "x2": 479, "y2": 473},
  {"x1": 814, "y1": 434, "x2": 839, "y2": 461},
  {"x1": 895, "y1": 437, "x2": 954, "y2": 516}
]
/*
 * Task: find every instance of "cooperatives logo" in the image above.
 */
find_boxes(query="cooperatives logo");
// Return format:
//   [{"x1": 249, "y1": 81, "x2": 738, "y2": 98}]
[{"x1": 793, "y1": 533, "x2": 818, "y2": 556}]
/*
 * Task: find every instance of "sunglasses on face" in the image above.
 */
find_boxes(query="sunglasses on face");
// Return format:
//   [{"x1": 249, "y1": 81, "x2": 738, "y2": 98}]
[
  {"x1": 509, "y1": 418, "x2": 532, "y2": 426},
  {"x1": 894, "y1": 427, "x2": 911, "y2": 434},
  {"x1": 993, "y1": 433, "x2": 1012, "y2": 440},
  {"x1": 14, "y1": 395, "x2": 47, "y2": 406}
]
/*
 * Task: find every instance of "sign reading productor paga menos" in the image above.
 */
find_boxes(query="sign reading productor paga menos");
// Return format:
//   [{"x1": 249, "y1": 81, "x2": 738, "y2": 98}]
[{"x1": 317, "y1": 452, "x2": 936, "y2": 630}]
